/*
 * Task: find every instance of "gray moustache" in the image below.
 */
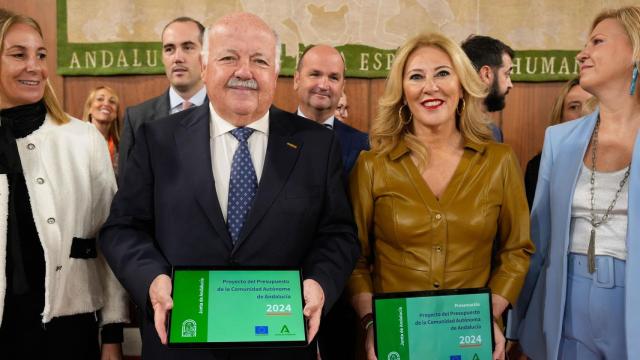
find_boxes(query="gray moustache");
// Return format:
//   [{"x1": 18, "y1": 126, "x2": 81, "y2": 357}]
[{"x1": 227, "y1": 78, "x2": 258, "y2": 90}]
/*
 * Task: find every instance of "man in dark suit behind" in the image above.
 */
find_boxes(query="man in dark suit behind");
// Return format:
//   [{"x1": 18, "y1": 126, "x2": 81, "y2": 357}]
[
  {"x1": 294, "y1": 45, "x2": 369, "y2": 174},
  {"x1": 118, "y1": 17, "x2": 207, "y2": 182},
  {"x1": 293, "y1": 44, "x2": 368, "y2": 359},
  {"x1": 99, "y1": 12, "x2": 359, "y2": 360}
]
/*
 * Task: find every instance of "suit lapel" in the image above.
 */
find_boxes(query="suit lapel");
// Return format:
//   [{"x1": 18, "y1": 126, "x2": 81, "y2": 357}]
[
  {"x1": 174, "y1": 105, "x2": 232, "y2": 249},
  {"x1": 333, "y1": 119, "x2": 351, "y2": 152},
  {"x1": 154, "y1": 90, "x2": 171, "y2": 118},
  {"x1": 233, "y1": 109, "x2": 301, "y2": 251}
]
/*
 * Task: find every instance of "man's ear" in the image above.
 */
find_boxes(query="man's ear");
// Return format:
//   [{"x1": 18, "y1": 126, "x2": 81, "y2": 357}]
[
  {"x1": 201, "y1": 63, "x2": 207, "y2": 83},
  {"x1": 478, "y1": 65, "x2": 494, "y2": 85},
  {"x1": 293, "y1": 71, "x2": 300, "y2": 91}
]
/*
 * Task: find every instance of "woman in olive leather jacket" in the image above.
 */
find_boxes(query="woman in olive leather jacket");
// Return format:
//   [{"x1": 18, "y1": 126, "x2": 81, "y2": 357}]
[{"x1": 347, "y1": 32, "x2": 534, "y2": 360}]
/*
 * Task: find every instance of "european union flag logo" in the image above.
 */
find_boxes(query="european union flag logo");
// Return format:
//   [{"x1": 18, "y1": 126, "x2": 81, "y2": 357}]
[
  {"x1": 450, "y1": 356, "x2": 462, "y2": 360},
  {"x1": 255, "y1": 326, "x2": 269, "y2": 335}
]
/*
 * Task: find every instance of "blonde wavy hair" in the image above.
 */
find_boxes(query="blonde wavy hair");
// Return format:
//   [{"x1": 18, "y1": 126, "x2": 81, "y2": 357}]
[
  {"x1": 0, "y1": 10, "x2": 68, "y2": 123},
  {"x1": 370, "y1": 32, "x2": 491, "y2": 168},
  {"x1": 82, "y1": 85, "x2": 121, "y2": 146},
  {"x1": 592, "y1": 6, "x2": 640, "y2": 63},
  {"x1": 549, "y1": 77, "x2": 581, "y2": 126}
]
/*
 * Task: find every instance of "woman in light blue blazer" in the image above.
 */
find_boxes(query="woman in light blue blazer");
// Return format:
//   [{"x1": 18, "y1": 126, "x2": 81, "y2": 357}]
[{"x1": 509, "y1": 6, "x2": 640, "y2": 360}]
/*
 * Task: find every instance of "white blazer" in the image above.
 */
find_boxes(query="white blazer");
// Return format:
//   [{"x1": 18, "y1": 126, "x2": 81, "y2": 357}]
[{"x1": 0, "y1": 115, "x2": 128, "y2": 325}]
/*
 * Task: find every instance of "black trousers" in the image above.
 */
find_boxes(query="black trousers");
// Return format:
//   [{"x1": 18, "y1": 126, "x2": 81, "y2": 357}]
[
  {"x1": 318, "y1": 292, "x2": 358, "y2": 360},
  {"x1": 0, "y1": 293, "x2": 100, "y2": 359}
]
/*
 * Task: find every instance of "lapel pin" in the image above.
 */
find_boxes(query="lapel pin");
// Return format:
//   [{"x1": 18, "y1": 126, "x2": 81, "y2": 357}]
[{"x1": 286, "y1": 142, "x2": 298, "y2": 149}]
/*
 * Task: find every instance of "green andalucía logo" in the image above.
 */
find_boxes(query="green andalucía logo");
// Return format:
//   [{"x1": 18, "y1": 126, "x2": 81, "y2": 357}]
[
  {"x1": 181, "y1": 319, "x2": 196, "y2": 337},
  {"x1": 280, "y1": 325, "x2": 290, "y2": 334}
]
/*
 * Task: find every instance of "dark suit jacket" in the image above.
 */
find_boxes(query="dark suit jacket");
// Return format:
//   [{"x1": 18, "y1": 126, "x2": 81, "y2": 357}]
[
  {"x1": 118, "y1": 91, "x2": 170, "y2": 183},
  {"x1": 99, "y1": 105, "x2": 359, "y2": 359},
  {"x1": 333, "y1": 119, "x2": 369, "y2": 174},
  {"x1": 489, "y1": 122, "x2": 504, "y2": 143}
]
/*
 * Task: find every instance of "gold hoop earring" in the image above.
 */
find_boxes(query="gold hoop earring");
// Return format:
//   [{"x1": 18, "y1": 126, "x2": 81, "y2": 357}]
[
  {"x1": 456, "y1": 98, "x2": 466, "y2": 116},
  {"x1": 399, "y1": 104, "x2": 413, "y2": 125}
]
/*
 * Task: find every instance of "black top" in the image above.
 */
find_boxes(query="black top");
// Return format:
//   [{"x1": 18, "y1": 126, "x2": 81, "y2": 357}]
[
  {"x1": 524, "y1": 152, "x2": 542, "y2": 210},
  {"x1": 0, "y1": 101, "x2": 47, "y2": 301}
]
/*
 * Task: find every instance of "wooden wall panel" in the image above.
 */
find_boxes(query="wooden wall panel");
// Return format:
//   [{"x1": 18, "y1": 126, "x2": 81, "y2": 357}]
[
  {"x1": 273, "y1": 77, "x2": 296, "y2": 112},
  {"x1": 62, "y1": 74, "x2": 565, "y2": 171},
  {"x1": 343, "y1": 78, "x2": 372, "y2": 132},
  {"x1": 500, "y1": 82, "x2": 565, "y2": 169},
  {"x1": 63, "y1": 75, "x2": 169, "y2": 120}
]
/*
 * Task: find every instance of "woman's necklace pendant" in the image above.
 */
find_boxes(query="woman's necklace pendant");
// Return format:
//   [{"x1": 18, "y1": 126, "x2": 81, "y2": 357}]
[{"x1": 588, "y1": 228, "x2": 596, "y2": 274}]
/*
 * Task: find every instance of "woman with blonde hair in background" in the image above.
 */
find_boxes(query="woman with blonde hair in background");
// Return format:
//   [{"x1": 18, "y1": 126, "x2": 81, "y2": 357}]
[
  {"x1": 509, "y1": 6, "x2": 640, "y2": 359},
  {"x1": 524, "y1": 78, "x2": 593, "y2": 207},
  {"x1": 348, "y1": 32, "x2": 533, "y2": 360},
  {"x1": 83, "y1": 85, "x2": 121, "y2": 173},
  {"x1": 0, "y1": 9, "x2": 128, "y2": 359}
]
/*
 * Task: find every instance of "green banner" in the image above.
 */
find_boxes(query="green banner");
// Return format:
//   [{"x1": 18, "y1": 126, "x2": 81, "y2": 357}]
[{"x1": 57, "y1": 0, "x2": 581, "y2": 81}]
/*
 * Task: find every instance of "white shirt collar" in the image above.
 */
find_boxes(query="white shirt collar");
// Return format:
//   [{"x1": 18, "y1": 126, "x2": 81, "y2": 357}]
[
  {"x1": 169, "y1": 86, "x2": 207, "y2": 110},
  {"x1": 296, "y1": 107, "x2": 335, "y2": 127},
  {"x1": 209, "y1": 103, "x2": 269, "y2": 138}
]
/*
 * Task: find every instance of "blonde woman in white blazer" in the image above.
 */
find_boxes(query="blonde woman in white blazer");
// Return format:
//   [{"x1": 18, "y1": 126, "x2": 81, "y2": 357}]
[{"x1": 0, "y1": 10, "x2": 128, "y2": 359}]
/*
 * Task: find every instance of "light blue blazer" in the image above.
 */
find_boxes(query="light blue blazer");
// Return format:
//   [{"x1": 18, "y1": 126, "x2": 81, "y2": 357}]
[{"x1": 509, "y1": 110, "x2": 640, "y2": 359}]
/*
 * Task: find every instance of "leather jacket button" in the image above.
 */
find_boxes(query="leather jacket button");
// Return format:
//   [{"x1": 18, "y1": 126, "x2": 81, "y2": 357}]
[
  {"x1": 36, "y1": 177, "x2": 45, "y2": 184},
  {"x1": 435, "y1": 245, "x2": 442, "y2": 253},
  {"x1": 47, "y1": 217, "x2": 56, "y2": 224},
  {"x1": 27, "y1": 143, "x2": 36, "y2": 150},
  {"x1": 434, "y1": 213, "x2": 442, "y2": 220},
  {"x1": 433, "y1": 281, "x2": 440, "y2": 288}
]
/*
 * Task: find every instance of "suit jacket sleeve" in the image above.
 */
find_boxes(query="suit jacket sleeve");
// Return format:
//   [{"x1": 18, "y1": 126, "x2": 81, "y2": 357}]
[
  {"x1": 507, "y1": 128, "x2": 553, "y2": 339},
  {"x1": 117, "y1": 107, "x2": 135, "y2": 184},
  {"x1": 302, "y1": 132, "x2": 360, "y2": 312},
  {"x1": 99, "y1": 121, "x2": 170, "y2": 317}
]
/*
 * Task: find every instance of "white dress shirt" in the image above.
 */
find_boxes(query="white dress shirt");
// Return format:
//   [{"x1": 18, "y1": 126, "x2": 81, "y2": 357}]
[
  {"x1": 209, "y1": 103, "x2": 269, "y2": 221},
  {"x1": 169, "y1": 86, "x2": 207, "y2": 114},
  {"x1": 297, "y1": 107, "x2": 334, "y2": 128}
]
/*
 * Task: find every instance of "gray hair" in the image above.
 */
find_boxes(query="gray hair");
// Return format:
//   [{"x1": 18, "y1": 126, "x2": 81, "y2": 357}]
[{"x1": 201, "y1": 26, "x2": 281, "y2": 74}]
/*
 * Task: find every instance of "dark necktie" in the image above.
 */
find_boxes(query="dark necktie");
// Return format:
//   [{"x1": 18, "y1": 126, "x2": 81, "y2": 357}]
[{"x1": 227, "y1": 127, "x2": 257, "y2": 244}]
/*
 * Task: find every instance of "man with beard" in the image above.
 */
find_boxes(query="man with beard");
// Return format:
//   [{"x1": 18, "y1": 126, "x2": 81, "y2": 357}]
[{"x1": 461, "y1": 35, "x2": 515, "y2": 142}]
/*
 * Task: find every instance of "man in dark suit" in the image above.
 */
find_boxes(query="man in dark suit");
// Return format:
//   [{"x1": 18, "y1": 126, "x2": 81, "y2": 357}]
[
  {"x1": 99, "y1": 12, "x2": 359, "y2": 360},
  {"x1": 294, "y1": 44, "x2": 368, "y2": 360},
  {"x1": 461, "y1": 35, "x2": 515, "y2": 142},
  {"x1": 294, "y1": 44, "x2": 369, "y2": 174},
  {"x1": 118, "y1": 17, "x2": 207, "y2": 181}
]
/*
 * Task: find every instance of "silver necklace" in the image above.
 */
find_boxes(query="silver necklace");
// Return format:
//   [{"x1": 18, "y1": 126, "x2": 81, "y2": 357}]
[{"x1": 587, "y1": 116, "x2": 630, "y2": 273}]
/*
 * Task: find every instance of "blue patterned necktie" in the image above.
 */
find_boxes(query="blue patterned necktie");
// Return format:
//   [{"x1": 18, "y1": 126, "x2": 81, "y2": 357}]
[{"x1": 227, "y1": 127, "x2": 258, "y2": 244}]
